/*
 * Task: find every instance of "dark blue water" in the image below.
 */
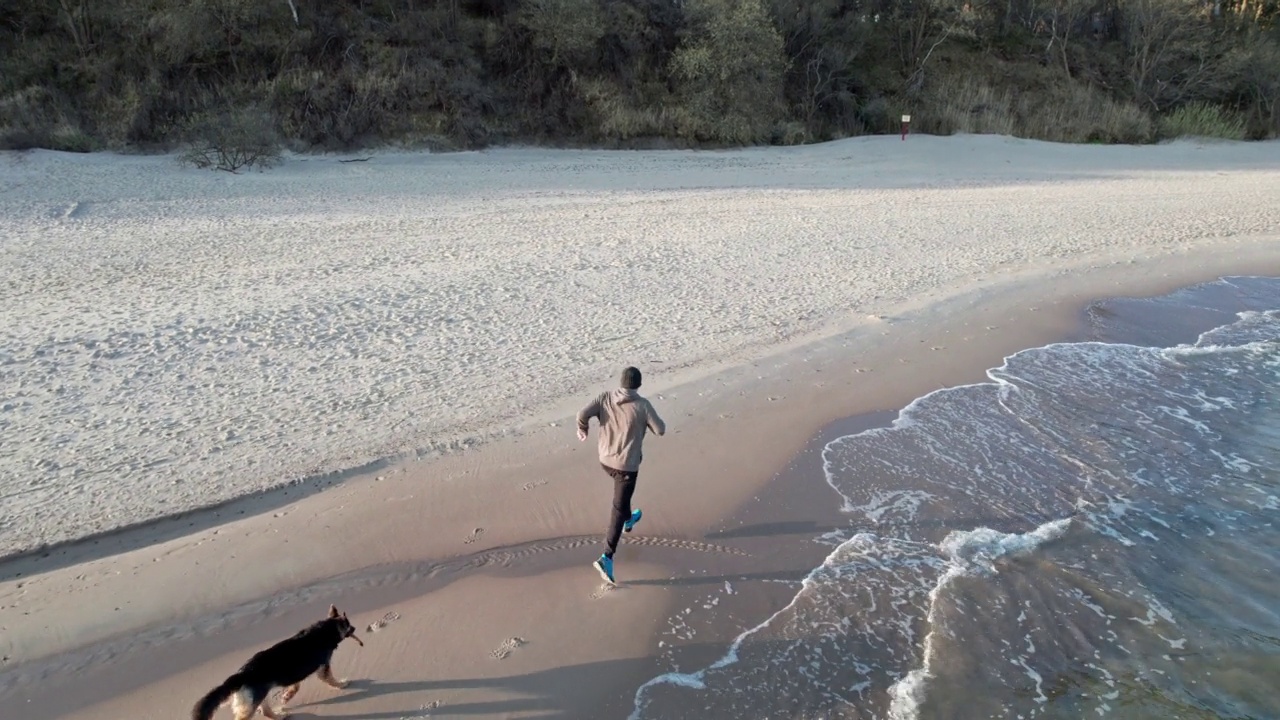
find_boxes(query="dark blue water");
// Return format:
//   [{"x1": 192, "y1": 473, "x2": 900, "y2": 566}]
[{"x1": 632, "y1": 276, "x2": 1280, "y2": 720}]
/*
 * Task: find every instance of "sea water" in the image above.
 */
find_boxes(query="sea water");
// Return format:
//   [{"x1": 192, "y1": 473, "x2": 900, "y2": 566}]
[{"x1": 631, "y1": 276, "x2": 1280, "y2": 719}]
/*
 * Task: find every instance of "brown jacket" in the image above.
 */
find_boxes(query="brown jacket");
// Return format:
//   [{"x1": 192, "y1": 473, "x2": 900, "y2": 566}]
[{"x1": 577, "y1": 388, "x2": 665, "y2": 472}]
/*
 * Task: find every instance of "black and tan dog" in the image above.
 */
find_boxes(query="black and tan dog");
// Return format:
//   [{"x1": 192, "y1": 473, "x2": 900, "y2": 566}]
[{"x1": 192, "y1": 604, "x2": 364, "y2": 720}]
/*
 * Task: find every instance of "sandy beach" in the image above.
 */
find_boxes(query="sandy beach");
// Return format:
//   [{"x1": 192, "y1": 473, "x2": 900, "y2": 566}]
[{"x1": 1, "y1": 135, "x2": 1279, "y2": 720}]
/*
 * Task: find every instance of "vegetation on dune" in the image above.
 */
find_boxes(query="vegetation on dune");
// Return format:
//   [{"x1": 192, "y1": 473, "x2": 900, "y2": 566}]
[{"x1": 1, "y1": 0, "x2": 1277, "y2": 162}]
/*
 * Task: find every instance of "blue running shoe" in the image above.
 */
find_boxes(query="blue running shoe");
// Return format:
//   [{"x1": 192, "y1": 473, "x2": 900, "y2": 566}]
[
  {"x1": 624, "y1": 508, "x2": 643, "y2": 533},
  {"x1": 593, "y1": 554, "x2": 615, "y2": 584}
]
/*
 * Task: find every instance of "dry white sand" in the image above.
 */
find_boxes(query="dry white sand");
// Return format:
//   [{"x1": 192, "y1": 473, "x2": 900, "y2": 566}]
[{"x1": 3, "y1": 135, "x2": 1279, "y2": 560}]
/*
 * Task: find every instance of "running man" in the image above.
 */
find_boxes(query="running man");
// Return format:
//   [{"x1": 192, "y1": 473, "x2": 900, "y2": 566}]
[{"x1": 577, "y1": 366, "x2": 666, "y2": 584}]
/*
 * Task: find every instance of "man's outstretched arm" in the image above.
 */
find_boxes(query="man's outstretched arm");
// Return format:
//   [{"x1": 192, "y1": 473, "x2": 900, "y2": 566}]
[
  {"x1": 647, "y1": 402, "x2": 666, "y2": 436},
  {"x1": 577, "y1": 394, "x2": 603, "y2": 441}
]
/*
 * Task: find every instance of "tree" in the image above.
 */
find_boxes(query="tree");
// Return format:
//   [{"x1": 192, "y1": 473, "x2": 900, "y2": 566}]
[
  {"x1": 1122, "y1": 0, "x2": 1223, "y2": 111},
  {"x1": 517, "y1": 0, "x2": 606, "y2": 67},
  {"x1": 55, "y1": 0, "x2": 96, "y2": 60},
  {"x1": 1237, "y1": 33, "x2": 1280, "y2": 134},
  {"x1": 671, "y1": 0, "x2": 789, "y2": 142},
  {"x1": 769, "y1": 0, "x2": 872, "y2": 133},
  {"x1": 875, "y1": 0, "x2": 973, "y2": 91},
  {"x1": 1033, "y1": 0, "x2": 1095, "y2": 77}
]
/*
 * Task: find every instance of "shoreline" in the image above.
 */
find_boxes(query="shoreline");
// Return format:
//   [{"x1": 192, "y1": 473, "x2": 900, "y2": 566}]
[{"x1": 4, "y1": 248, "x2": 1279, "y2": 719}]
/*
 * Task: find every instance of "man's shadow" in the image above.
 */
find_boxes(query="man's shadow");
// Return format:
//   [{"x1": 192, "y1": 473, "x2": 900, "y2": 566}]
[
  {"x1": 281, "y1": 644, "x2": 740, "y2": 719},
  {"x1": 290, "y1": 677, "x2": 560, "y2": 717},
  {"x1": 305, "y1": 677, "x2": 480, "y2": 704}
]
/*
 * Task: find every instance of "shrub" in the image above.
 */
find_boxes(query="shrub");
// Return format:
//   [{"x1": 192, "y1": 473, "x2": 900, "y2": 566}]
[
  {"x1": 1023, "y1": 83, "x2": 1154, "y2": 145},
  {"x1": 581, "y1": 79, "x2": 693, "y2": 142},
  {"x1": 0, "y1": 127, "x2": 42, "y2": 151},
  {"x1": 46, "y1": 124, "x2": 97, "y2": 152},
  {"x1": 0, "y1": 86, "x2": 96, "y2": 152},
  {"x1": 917, "y1": 74, "x2": 1153, "y2": 144},
  {"x1": 856, "y1": 97, "x2": 893, "y2": 135},
  {"x1": 919, "y1": 78, "x2": 1017, "y2": 136},
  {"x1": 179, "y1": 107, "x2": 282, "y2": 172},
  {"x1": 1159, "y1": 101, "x2": 1248, "y2": 141}
]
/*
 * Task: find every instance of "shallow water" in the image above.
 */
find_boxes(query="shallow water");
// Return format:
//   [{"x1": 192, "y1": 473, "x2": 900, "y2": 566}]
[{"x1": 632, "y1": 276, "x2": 1280, "y2": 719}]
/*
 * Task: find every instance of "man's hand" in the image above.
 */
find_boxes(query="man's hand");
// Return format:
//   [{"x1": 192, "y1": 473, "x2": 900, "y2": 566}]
[{"x1": 577, "y1": 428, "x2": 588, "y2": 442}]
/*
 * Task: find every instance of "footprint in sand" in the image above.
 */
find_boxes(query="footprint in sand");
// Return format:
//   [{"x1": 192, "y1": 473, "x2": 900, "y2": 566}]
[
  {"x1": 463, "y1": 527, "x2": 484, "y2": 544},
  {"x1": 589, "y1": 584, "x2": 619, "y2": 600},
  {"x1": 521, "y1": 480, "x2": 547, "y2": 491},
  {"x1": 366, "y1": 611, "x2": 401, "y2": 634},
  {"x1": 490, "y1": 637, "x2": 526, "y2": 660},
  {"x1": 397, "y1": 700, "x2": 442, "y2": 719},
  {"x1": 488, "y1": 635, "x2": 529, "y2": 661}
]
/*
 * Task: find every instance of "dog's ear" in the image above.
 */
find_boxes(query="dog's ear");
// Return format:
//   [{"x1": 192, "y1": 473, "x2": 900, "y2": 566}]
[{"x1": 328, "y1": 604, "x2": 340, "y2": 619}]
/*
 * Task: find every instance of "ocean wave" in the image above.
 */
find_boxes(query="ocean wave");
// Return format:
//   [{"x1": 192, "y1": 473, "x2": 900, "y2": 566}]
[{"x1": 631, "y1": 275, "x2": 1280, "y2": 720}]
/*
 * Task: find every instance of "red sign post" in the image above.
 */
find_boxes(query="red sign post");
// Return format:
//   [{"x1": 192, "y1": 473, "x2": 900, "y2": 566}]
[{"x1": 901, "y1": 114, "x2": 911, "y2": 140}]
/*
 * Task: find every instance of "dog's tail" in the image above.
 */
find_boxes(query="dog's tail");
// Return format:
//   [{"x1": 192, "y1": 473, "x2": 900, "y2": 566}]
[{"x1": 192, "y1": 672, "x2": 247, "y2": 720}]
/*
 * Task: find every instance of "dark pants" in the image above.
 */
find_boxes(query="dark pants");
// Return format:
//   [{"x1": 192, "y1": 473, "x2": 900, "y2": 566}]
[{"x1": 602, "y1": 463, "x2": 637, "y2": 558}]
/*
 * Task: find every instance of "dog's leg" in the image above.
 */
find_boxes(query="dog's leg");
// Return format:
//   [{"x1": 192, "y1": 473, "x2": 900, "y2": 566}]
[
  {"x1": 279, "y1": 683, "x2": 301, "y2": 706},
  {"x1": 318, "y1": 663, "x2": 349, "y2": 689},
  {"x1": 259, "y1": 701, "x2": 291, "y2": 720},
  {"x1": 230, "y1": 689, "x2": 257, "y2": 720}
]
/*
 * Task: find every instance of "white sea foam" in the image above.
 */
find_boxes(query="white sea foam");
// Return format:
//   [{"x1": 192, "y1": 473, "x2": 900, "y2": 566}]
[
  {"x1": 628, "y1": 535, "x2": 859, "y2": 720},
  {"x1": 938, "y1": 518, "x2": 1073, "y2": 575},
  {"x1": 886, "y1": 518, "x2": 1073, "y2": 718},
  {"x1": 885, "y1": 562, "x2": 965, "y2": 720},
  {"x1": 847, "y1": 489, "x2": 935, "y2": 523}
]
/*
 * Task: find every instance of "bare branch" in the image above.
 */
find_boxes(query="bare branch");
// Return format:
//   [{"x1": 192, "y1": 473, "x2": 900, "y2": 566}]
[{"x1": 908, "y1": 26, "x2": 952, "y2": 91}]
